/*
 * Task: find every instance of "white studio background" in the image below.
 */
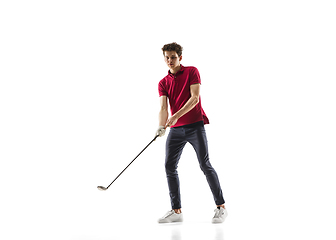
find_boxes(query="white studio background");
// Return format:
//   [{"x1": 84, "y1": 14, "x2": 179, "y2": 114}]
[{"x1": 1, "y1": 0, "x2": 335, "y2": 240}]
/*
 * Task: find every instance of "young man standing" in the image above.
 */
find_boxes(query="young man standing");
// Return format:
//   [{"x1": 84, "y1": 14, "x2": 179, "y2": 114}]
[{"x1": 156, "y1": 42, "x2": 228, "y2": 224}]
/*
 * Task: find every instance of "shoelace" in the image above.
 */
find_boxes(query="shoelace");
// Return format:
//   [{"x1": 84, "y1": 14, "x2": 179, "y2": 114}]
[
  {"x1": 163, "y1": 210, "x2": 175, "y2": 219},
  {"x1": 214, "y1": 209, "x2": 223, "y2": 218}
]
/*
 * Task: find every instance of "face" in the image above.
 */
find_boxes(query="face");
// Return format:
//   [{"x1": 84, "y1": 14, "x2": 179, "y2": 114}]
[{"x1": 164, "y1": 51, "x2": 182, "y2": 71}]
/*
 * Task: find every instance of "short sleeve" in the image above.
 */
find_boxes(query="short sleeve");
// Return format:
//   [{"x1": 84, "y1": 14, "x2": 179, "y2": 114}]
[
  {"x1": 189, "y1": 67, "x2": 201, "y2": 85},
  {"x1": 158, "y1": 81, "x2": 168, "y2": 97}
]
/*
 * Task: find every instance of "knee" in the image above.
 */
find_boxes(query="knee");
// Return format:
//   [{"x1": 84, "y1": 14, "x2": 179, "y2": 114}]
[
  {"x1": 165, "y1": 161, "x2": 177, "y2": 176},
  {"x1": 199, "y1": 159, "x2": 214, "y2": 173}
]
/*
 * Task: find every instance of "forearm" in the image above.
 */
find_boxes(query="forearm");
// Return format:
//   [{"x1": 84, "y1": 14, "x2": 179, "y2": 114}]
[
  {"x1": 159, "y1": 109, "x2": 168, "y2": 126},
  {"x1": 174, "y1": 96, "x2": 199, "y2": 119}
]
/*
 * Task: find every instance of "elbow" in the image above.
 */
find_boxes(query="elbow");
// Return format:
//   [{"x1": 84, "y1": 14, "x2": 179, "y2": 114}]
[{"x1": 160, "y1": 106, "x2": 168, "y2": 112}]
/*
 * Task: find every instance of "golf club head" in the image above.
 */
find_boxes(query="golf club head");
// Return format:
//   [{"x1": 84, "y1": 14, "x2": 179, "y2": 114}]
[{"x1": 97, "y1": 186, "x2": 108, "y2": 191}]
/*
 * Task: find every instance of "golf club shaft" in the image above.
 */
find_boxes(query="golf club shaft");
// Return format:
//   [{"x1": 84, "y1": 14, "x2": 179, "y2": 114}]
[{"x1": 105, "y1": 134, "x2": 159, "y2": 189}]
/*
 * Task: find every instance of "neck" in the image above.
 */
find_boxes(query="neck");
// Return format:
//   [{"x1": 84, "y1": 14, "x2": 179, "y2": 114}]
[{"x1": 170, "y1": 65, "x2": 181, "y2": 74}]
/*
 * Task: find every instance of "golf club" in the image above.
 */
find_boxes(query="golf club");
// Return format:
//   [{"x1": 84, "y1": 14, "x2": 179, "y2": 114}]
[{"x1": 97, "y1": 134, "x2": 160, "y2": 191}]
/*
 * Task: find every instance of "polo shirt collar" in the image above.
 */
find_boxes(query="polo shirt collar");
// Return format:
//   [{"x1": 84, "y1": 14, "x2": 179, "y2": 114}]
[{"x1": 168, "y1": 64, "x2": 185, "y2": 76}]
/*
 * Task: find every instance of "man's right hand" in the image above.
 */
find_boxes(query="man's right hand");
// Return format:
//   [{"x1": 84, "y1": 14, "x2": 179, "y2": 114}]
[{"x1": 156, "y1": 126, "x2": 166, "y2": 137}]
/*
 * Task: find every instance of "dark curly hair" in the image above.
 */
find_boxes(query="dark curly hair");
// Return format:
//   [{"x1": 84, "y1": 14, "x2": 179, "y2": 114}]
[{"x1": 162, "y1": 42, "x2": 183, "y2": 57}]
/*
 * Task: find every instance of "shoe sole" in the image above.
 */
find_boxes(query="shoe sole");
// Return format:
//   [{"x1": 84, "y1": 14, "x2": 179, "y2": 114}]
[{"x1": 158, "y1": 218, "x2": 183, "y2": 223}]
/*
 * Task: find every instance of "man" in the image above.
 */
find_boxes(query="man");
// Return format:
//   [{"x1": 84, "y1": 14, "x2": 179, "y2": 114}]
[{"x1": 156, "y1": 42, "x2": 228, "y2": 224}]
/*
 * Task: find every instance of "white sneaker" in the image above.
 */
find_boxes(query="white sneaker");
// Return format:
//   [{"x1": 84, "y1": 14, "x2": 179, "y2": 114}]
[
  {"x1": 212, "y1": 207, "x2": 228, "y2": 223},
  {"x1": 158, "y1": 210, "x2": 183, "y2": 223}
]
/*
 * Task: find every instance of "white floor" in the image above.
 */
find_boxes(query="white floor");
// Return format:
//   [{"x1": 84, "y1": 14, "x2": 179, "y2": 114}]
[{"x1": 71, "y1": 221, "x2": 226, "y2": 240}]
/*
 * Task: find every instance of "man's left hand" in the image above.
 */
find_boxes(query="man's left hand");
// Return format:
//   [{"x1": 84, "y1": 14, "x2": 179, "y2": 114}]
[{"x1": 165, "y1": 115, "x2": 178, "y2": 128}]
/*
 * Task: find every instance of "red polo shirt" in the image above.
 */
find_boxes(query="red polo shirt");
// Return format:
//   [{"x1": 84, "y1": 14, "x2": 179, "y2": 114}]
[{"x1": 158, "y1": 65, "x2": 209, "y2": 128}]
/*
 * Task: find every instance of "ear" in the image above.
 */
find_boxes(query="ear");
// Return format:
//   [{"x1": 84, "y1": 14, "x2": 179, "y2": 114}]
[{"x1": 179, "y1": 55, "x2": 182, "y2": 61}]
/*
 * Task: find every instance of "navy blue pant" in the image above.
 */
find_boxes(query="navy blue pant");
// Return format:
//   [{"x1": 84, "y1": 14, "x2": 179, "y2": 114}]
[{"x1": 165, "y1": 121, "x2": 225, "y2": 209}]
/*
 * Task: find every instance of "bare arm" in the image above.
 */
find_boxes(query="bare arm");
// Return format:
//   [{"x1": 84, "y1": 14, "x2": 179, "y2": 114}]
[
  {"x1": 159, "y1": 96, "x2": 169, "y2": 126},
  {"x1": 165, "y1": 84, "x2": 200, "y2": 127}
]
